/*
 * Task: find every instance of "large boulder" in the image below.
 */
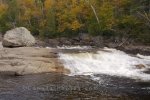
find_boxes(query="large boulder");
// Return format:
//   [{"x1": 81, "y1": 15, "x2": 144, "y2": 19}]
[{"x1": 2, "y1": 27, "x2": 35, "y2": 47}]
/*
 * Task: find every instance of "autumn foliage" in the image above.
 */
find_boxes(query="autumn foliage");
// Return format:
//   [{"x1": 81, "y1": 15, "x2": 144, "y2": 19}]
[{"x1": 0, "y1": 0, "x2": 149, "y2": 43}]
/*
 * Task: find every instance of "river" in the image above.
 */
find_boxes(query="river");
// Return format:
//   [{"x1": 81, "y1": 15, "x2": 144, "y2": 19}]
[{"x1": 0, "y1": 46, "x2": 150, "y2": 100}]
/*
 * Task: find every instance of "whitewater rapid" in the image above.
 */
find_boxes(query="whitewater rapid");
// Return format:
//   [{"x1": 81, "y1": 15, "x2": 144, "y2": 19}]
[{"x1": 59, "y1": 47, "x2": 150, "y2": 81}]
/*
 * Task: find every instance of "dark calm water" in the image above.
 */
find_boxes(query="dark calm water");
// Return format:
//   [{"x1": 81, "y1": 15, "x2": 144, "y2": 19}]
[{"x1": 0, "y1": 73, "x2": 150, "y2": 100}]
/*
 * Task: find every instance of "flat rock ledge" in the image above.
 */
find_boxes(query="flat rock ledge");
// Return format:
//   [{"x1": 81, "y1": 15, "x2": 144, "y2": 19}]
[{"x1": 0, "y1": 47, "x2": 69, "y2": 75}]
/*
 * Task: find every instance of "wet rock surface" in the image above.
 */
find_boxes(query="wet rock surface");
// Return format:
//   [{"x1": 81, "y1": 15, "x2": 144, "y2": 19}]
[
  {"x1": 0, "y1": 73, "x2": 150, "y2": 100},
  {"x1": 35, "y1": 35, "x2": 150, "y2": 55},
  {"x1": 0, "y1": 33, "x2": 150, "y2": 99},
  {"x1": 0, "y1": 47, "x2": 69, "y2": 75},
  {"x1": 135, "y1": 64, "x2": 146, "y2": 69},
  {"x1": 0, "y1": 42, "x2": 3, "y2": 49},
  {"x1": 117, "y1": 45, "x2": 150, "y2": 55}
]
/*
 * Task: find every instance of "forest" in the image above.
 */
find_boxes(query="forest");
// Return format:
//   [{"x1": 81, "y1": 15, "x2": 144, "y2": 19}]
[{"x1": 0, "y1": 0, "x2": 150, "y2": 44}]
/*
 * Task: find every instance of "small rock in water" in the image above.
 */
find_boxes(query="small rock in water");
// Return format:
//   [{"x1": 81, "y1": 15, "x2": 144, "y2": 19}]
[{"x1": 135, "y1": 64, "x2": 146, "y2": 69}]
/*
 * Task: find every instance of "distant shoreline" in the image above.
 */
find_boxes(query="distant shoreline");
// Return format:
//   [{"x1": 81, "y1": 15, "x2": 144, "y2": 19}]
[{"x1": 35, "y1": 36, "x2": 150, "y2": 55}]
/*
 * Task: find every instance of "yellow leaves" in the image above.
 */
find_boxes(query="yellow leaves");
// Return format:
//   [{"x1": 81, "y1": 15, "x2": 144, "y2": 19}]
[
  {"x1": 71, "y1": 6, "x2": 81, "y2": 15},
  {"x1": 122, "y1": 15, "x2": 138, "y2": 25},
  {"x1": 0, "y1": 3, "x2": 8, "y2": 18},
  {"x1": 0, "y1": 0, "x2": 119, "y2": 33},
  {"x1": 57, "y1": 19, "x2": 82, "y2": 32},
  {"x1": 58, "y1": 24, "x2": 68, "y2": 32},
  {"x1": 56, "y1": 0, "x2": 85, "y2": 32},
  {"x1": 18, "y1": 0, "x2": 34, "y2": 8},
  {"x1": 18, "y1": 0, "x2": 43, "y2": 22},
  {"x1": 71, "y1": 20, "x2": 83, "y2": 30},
  {"x1": 0, "y1": 3, "x2": 7, "y2": 12},
  {"x1": 22, "y1": 9, "x2": 32, "y2": 20},
  {"x1": 39, "y1": 19, "x2": 46, "y2": 28},
  {"x1": 98, "y1": 1, "x2": 116, "y2": 30},
  {"x1": 113, "y1": 0, "x2": 131, "y2": 7},
  {"x1": 44, "y1": 0, "x2": 53, "y2": 10}
]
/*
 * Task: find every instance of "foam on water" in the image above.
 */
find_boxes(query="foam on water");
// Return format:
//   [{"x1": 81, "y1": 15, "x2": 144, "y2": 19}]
[
  {"x1": 137, "y1": 54, "x2": 150, "y2": 60},
  {"x1": 59, "y1": 47, "x2": 150, "y2": 81},
  {"x1": 57, "y1": 45, "x2": 91, "y2": 50}
]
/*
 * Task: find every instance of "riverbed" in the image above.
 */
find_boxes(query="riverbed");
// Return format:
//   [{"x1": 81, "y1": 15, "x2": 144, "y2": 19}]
[
  {"x1": 0, "y1": 73, "x2": 150, "y2": 100},
  {"x1": 0, "y1": 46, "x2": 150, "y2": 100}
]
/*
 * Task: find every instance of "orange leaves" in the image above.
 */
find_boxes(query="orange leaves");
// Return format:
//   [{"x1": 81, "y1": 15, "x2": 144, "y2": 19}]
[
  {"x1": 0, "y1": 2, "x2": 8, "y2": 18},
  {"x1": 0, "y1": 2, "x2": 7, "y2": 12},
  {"x1": 56, "y1": 0, "x2": 85, "y2": 32},
  {"x1": 18, "y1": 0, "x2": 42, "y2": 22},
  {"x1": 0, "y1": 0, "x2": 120, "y2": 34},
  {"x1": 113, "y1": 0, "x2": 131, "y2": 7},
  {"x1": 18, "y1": 0, "x2": 34, "y2": 8},
  {"x1": 71, "y1": 6, "x2": 81, "y2": 16},
  {"x1": 44, "y1": 0, "x2": 54, "y2": 10},
  {"x1": 71, "y1": 20, "x2": 83, "y2": 30}
]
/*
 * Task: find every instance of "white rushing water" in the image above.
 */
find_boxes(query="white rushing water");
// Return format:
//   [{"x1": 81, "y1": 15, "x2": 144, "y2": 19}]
[
  {"x1": 59, "y1": 47, "x2": 150, "y2": 81},
  {"x1": 57, "y1": 45, "x2": 91, "y2": 50}
]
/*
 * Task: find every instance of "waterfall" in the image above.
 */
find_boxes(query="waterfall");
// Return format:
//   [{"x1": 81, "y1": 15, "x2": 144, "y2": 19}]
[{"x1": 59, "y1": 47, "x2": 150, "y2": 81}]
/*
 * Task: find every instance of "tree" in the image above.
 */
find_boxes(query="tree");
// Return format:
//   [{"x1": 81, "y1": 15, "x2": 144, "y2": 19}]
[{"x1": 0, "y1": 0, "x2": 149, "y2": 44}]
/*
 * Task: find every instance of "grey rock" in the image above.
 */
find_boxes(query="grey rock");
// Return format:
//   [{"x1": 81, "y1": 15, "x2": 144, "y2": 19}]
[
  {"x1": 91, "y1": 36, "x2": 104, "y2": 46},
  {"x1": 2, "y1": 27, "x2": 35, "y2": 47},
  {"x1": 135, "y1": 64, "x2": 146, "y2": 69},
  {"x1": 80, "y1": 34, "x2": 92, "y2": 41},
  {"x1": 0, "y1": 42, "x2": 3, "y2": 49},
  {"x1": 0, "y1": 47, "x2": 69, "y2": 75}
]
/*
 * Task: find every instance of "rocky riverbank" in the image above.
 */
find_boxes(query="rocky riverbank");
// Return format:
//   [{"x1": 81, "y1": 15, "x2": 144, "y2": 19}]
[
  {"x1": 35, "y1": 35, "x2": 150, "y2": 55},
  {"x1": 0, "y1": 47, "x2": 69, "y2": 75},
  {"x1": 0, "y1": 27, "x2": 149, "y2": 76},
  {"x1": 0, "y1": 27, "x2": 70, "y2": 75},
  {"x1": 1, "y1": 27, "x2": 149, "y2": 55},
  {"x1": 0, "y1": 28, "x2": 150, "y2": 100}
]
